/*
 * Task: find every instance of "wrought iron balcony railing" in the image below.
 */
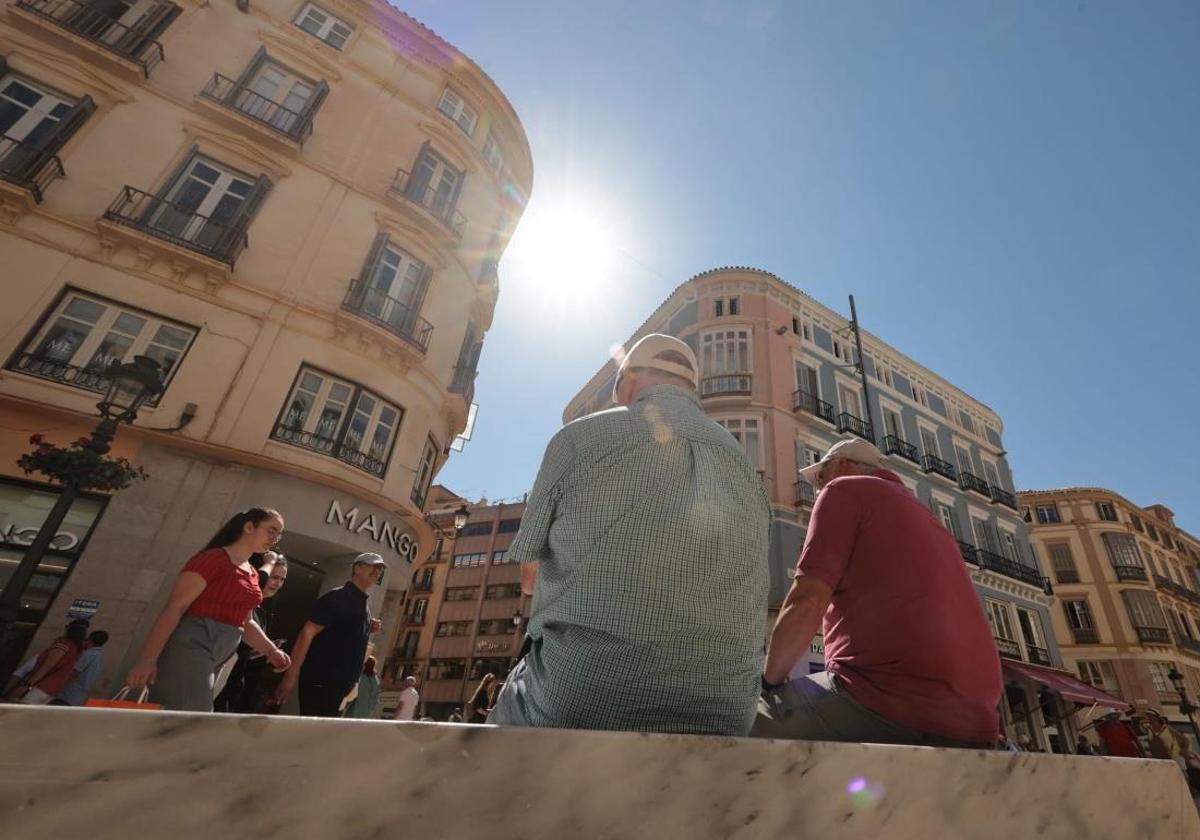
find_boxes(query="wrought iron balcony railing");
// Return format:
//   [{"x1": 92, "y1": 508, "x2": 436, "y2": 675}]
[
  {"x1": 1113, "y1": 564, "x2": 1148, "y2": 582},
  {"x1": 15, "y1": 0, "x2": 172, "y2": 76},
  {"x1": 995, "y1": 637, "x2": 1023, "y2": 660},
  {"x1": 700, "y1": 374, "x2": 751, "y2": 397},
  {"x1": 957, "y1": 540, "x2": 978, "y2": 565},
  {"x1": 882, "y1": 435, "x2": 919, "y2": 463},
  {"x1": 1026, "y1": 645, "x2": 1052, "y2": 667},
  {"x1": 1135, "y1": 626, "x2": 1171, "y2": 645},
  {"x1": 837, "y1": 412, "x2": 874, "y2": 442},
  {"x1": 270, "y1": 423, "x2": 387, "y2": 477},
  {"x1": 450, "y1": 363, "x2": 476, "y2": 406},
  {"x1": 989, "y1": 485, "x2": 1018, "y2": 510},
  {"x1": 342, "y1": 278, "x2": 433, "y2": 353},
  {"x1": 389, "y1": 168, "x2": 467, "y2": 237},
  {"x1": 1054, "y1": 569, "x2": 1080, "y2": 584},
  {"x1": 1153, "y1": 574, "x2": 1200, "y2": 606},
  {"x1": 1071, "y1": 627, "x2": 1100, "y2": 644},
  {"x1": 199, "y1": 73, "x2": 314, "y2": 144},
  {"x1": 976, "y1": 549, "x2": 1046, "y2": 588},
  {"x1": 922, "y1": 454, "x2": 957, "y2": 482},
  {"x1": 793, "y1": 389, "x2": 835, "y2": 424},
  {"x1": 1179, "y1": 636, "x2": 1200, "y2": 657},
  {"x1": 0, "y1": 134, "x2": 65, "y2": 202},
  {"x1": 102, "y1": 185, "x2": 248, "y2": 265},
  {"x1": 795, "y1": 479, "x2": 816, "y2": 507},
  {"x1": 959, "y1": 471, "x2": 991, "y2": 498}
]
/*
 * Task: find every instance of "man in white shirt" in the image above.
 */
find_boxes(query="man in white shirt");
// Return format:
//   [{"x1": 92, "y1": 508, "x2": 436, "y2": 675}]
[{"x1": 393, "y1": 676, "x2": 420, "y2": 721}]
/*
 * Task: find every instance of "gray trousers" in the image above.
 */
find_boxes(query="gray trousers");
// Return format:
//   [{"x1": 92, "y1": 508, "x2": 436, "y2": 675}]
[
  {"x1": 149, "y1": 615, "x2": 243, "y2": 712},
  {"x1": 486, "y1": 657, "x2": 531, "y2": 726},
  {"x1": 751, "y1": 670, "x2": 992, "y2": 749}
]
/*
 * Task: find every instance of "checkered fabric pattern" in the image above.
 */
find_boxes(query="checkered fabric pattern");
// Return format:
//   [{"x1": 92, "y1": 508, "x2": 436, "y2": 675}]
[{"x1": 509, "y1": 384, "x2": 770, "y2": 735}]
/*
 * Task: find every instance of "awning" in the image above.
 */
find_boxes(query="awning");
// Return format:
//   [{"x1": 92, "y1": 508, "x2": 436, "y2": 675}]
[{"x1": 1002, "y1": 661, "x2": 1130, "y2": 711}]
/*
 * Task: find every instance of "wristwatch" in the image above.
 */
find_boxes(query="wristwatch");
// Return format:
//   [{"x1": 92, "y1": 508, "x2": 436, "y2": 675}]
[{"x1": 762, "y1": 675, "x2": 784, "y2": 692}]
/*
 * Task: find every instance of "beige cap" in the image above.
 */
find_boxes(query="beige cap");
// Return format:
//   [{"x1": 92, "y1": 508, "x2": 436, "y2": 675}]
[
  {"x1": 798, "y1": 437, "x2": 885, "y2": 484},
  {"x1": 615, "y1": 334, "x2": 699, "y2": 390},
  {"x1": 352, "y1": 552, "x2": 387, "y2": 568}
]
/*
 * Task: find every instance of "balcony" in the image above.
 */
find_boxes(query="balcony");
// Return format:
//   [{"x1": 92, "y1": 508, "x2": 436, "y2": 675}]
[
  {"x1": 989, "y1": 485, "x2": 1019, "y2": 510},
  {"x1": 14, "y1": 0, "x2": 172, "y2": 77},
  {"x1": 995, "y1": 637, "x2": 1023, "y2": 660},
  {"x1": 959, "y1": 471, "x2": 991, "y2": 498},
  {"x1": 1179, "y1": 637, "x2": 1200, "y2": 657},
  {"x1": 449, "y1": 363, "x2": 476, "y2": 407},
  {"x1": 793, "y1": 389, "x2": 835, "y2": 424},
  {"x1": 837, "y1": 412, "x2": 874, "y2": 442},
  {"x1": 976, "y1": 549, "x2": 1046, "y2": 588},
  {"x1": 1153, "y1": 574, "x2": 1200, "y2": 606},
  {"x1": 882, "y1": 435, "x2": 919, "y2": 464},
  {"x1": 700, "y1": 374, "x2": 751, "y2": 397},
  {"x1": 1026, "y1": 645, "x2": 1052, "y2": 667},
  {"x1": 1054, "y1": 569, "x2": 1080, "y2": 584},
  {"x1": 270, "y1": 423, "x2": 387, "y2": 478},
  {"x1": 957, "y1": 540, "x2": 978, "y2": 565},
  {"x1": 388, "y1": 168, "x2": 466, "y2": 238},
  {"x1": 199, "y1": 73, "x2": 315, "y2": 144},
  {"x1": 0, "y1": 135, "x2": 65, "y2": 203},
  {"x1": 102, "y1": 185, "x2": 248, "y2": 266},
  {"x1": 921, "y1": 454, "x2": 957, "y2": 482},
  {"x1": 795, "y1": 479, "x2": 816, "y2": 507},
  {"x1": 1113, "y1": 565, "x2": 1148, "y2": 582},
  {"x1": 1071, "y1": 627, "x2": 1100, "y2": 644},
  {"x1": 1135, "y1": 627, "x2": 1171, "y2": 645},
  {"x1": 341, "y1": 279, "x2": 433, "y2": 354}
]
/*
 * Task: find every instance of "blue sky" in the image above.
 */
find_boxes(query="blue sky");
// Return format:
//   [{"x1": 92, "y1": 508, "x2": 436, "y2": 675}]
[{"x1": 404, "y1": 1, "x2": 1200, "y2": 533}]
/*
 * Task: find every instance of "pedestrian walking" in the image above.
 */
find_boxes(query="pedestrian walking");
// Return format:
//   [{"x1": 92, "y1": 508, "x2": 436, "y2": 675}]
[
  {"x1": 5, "y1": 620, "x2": 87, "y2": 704},
  {"x1": 344, "y1": 657, "x2": 381, "y2": 718},
  {"x1": 126, "y1": 508, "x2": 291, "y2": 711},
  {"x1": 274, "y1": 553, "x2": 384, "y2": 717},
  {"x1": 393, "y1": 676, "x2": 419, "y2": 721},
  {"x1": 214, "y1": 554, "x2": 288, "y2": 713},
  {"x1": 466, "y1": 673, "x2": 496, "y2": 723},
  {"x1": 1075, "y1": 734, "x2": 1098, "y2": 756},
  {"x1": 51, "y1": 630, "x2": 109, "y2": 706},
  {"x1": 488, "y1": 334, "x2": 770, "y2": 736},
  {"x1": 754, "y1": 438, "x2": 1001, "y2": 748}
]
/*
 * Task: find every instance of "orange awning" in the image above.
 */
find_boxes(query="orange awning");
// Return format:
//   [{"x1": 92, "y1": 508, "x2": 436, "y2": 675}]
[{"x1": 1002, "y1": 661, "x2": 1130, "y2": 711}]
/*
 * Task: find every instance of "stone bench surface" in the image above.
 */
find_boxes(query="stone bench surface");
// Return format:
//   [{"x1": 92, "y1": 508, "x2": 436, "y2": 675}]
[{"x1": 1, "y1": 706, "x2": 1196, "y2": 839}]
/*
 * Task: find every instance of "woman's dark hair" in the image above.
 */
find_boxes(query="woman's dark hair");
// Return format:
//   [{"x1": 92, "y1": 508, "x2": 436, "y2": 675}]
[
  {"x1": 204, "y1": 508, "x2": 281, "y2": 550},
  {"x1": 363, "y1": 656, "x2": 377, "y2": 677}
]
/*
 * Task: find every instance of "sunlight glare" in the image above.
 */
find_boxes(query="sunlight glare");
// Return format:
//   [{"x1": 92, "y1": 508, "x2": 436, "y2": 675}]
[{"x1": 507, "y1": 199, "x2": 620, "y2": 314}]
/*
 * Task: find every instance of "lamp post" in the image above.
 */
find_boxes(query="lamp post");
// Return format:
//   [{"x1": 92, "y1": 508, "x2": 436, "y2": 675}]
[
  {"x1": 1166, "y1": 665, "x2": 1200, "y2": 750},
  {"x1": 0, "y1": 356, "x2": 163, "y2": 677}
]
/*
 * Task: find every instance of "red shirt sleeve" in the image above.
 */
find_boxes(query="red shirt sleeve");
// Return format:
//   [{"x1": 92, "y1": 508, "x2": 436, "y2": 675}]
[
  {"x1": 182, "y1": 548, "x2": 227, "y2": 585},
  {"x1": 794, "y1": 480, "x2": 862, "y2": 591}
]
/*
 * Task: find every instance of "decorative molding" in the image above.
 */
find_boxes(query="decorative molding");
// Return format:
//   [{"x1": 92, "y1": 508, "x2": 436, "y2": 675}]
[
  {"x1": 971, "y1": 567, "x2": 1052, "y2": 606},
  {"x1": 416, "y1": 120, "x2": 478, "y2": 174},
  {"x1": 191, "y1": 97, "x2": 303, "y2": 157},
  {"x1": 0, "y1": 181, "x2": 37, "y2": 226},
  {"x1": 258, "y1": 27, "x2": 344, "y2": 82},
  {"x1": 180, "y1": 119, "x2": 294, "y2": 181},
  {"x1": 371, "y1": 207, "x2": 451, "y2": 268},
  {"x1": 0, "y1": 33, "x2": 135, "y2": 105}
]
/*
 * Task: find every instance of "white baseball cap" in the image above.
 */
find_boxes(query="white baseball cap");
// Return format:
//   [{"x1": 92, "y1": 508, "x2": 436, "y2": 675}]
[
  {"x1": 615, "y1": 333, "x2": 700, "y2": 392},
  {"x1": 798, "y1": 437, "x2": 885, "y2": 485}
]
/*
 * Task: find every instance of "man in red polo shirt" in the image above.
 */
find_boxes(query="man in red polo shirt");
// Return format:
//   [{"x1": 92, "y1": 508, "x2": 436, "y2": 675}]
[{"x1": 753, "y1": 438, "x2": 1001, "y2": 748}]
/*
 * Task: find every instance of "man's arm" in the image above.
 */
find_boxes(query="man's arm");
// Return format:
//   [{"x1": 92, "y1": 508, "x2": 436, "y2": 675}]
[
  {"x1": 508, "y1": 430, "x2": 575, "y2": 591},
  {"x1": 520, "y1": 562, "x2": 538, "y2": 596},
  {"x1": 763, "y1": 576, "x2": 833, "y2": 685},
  {"x1": 273, "y1": 621, "x2": 323, "y2": 702}
]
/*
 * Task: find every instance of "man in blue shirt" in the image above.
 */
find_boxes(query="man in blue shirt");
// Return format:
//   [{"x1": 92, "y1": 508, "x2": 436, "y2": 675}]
[{"x1": 52, "y1": 631, "x2": 109, "y2": 706}]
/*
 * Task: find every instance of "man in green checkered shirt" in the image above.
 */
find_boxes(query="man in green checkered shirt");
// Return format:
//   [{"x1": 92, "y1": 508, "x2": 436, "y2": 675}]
[{"x1": 489, "y1": 334, "x2": 770, "y2": 735}]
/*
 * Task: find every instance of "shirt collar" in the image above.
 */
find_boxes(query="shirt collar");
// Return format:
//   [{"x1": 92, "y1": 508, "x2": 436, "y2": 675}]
[
  {"x1": 869, "y1": 468, "x2": 904, "y2": 484},
  {"x1": 632, "y1": 384, "x2": 701, "y2": 407}
]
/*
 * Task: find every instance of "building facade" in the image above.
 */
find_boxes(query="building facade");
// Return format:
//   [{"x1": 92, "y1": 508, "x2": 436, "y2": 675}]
[
  {"x1": 383, "y1": 491, "x2": 527, "y2": 720},
  {"x1": 563, "y1": 267, "x2": 1077, "y2": 747},
  {"x1": 0, "y1": 0, "x2": 531, "y2": 697},
  {"x1": 1021, "y1": 487, "x2": 1200, "y2": 749}
]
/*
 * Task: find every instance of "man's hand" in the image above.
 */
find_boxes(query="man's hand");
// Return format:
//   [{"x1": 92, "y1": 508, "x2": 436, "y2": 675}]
[
  {"x1": 267, "y1": 648, "x2": 291, "y2": 672},
  {"x1": 274, "y1": 673, "x2": 297, "y2": 706},
  {"x1": 368, "y1": 618, "x2": 381, "y2": 635}
]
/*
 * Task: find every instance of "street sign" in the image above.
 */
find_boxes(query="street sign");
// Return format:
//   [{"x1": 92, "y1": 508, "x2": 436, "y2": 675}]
[{"x1": 66, "y1": 598, "x2": 99, "y2": 621}]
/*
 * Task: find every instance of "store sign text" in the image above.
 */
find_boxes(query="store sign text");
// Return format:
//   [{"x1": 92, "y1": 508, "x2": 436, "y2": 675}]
[
  {"x1": 326, "y1": 500, "x2": 418, "y2": 563},
  {"x1": 0, "y1": 524, "x2": 80, "y2": 552}
]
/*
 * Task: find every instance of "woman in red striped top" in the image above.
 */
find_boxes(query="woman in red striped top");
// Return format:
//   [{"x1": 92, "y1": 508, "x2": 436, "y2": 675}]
[{"x1": 128, "y1": 508, "x2": 292, "y2": 711}]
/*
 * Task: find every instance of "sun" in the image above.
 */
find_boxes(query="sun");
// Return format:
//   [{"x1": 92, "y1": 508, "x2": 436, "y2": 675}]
[{"x1": 505, "y1": 199, "x2": 619, "y2": 313}]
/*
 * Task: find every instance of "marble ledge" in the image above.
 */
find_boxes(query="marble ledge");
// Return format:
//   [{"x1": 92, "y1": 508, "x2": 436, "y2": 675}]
[{"x1": 0, "y1": 706, "x2": 1196, "y2": 840}]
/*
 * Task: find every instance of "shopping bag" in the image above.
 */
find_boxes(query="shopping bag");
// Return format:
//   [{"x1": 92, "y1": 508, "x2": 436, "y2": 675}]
[{"x1": 85, "y1": 686, "x2": 162, "y2": 710}]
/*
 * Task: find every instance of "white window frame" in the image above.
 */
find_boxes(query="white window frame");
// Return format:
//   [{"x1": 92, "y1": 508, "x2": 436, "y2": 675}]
[
  {"x1": 1036, "y1": 504, "x2": 1061, "y2": 524},
  {"x1": 1016, "y1": 608, "x2": 1045, "y2": 648},
  {"x1": 794, "y1": 358, "x2": 820, "y2": 398},
  {"x1": 0, "y1": 74, "x2": 73, "y2": 145},
  {"x1": 1076, "y1": 660, "x2": 1119, "y2": 693},
  {"x1": 1148, "y1": 662, "x2": 1173, "y2": 694},
  {"x1": 293, "y1": 2, "x2": 354, "y2": 49},
  {"x1": 715, "y1": 416, "x2": 762, "y2": 472},
  {"x1": 482, "y1": 130, "x2": 504, "y2": 175},
  {"x1": 918, "y1": 423, "x2": 941, "y2": 460},
  {"x1": 1063, "y1": 598, "x2": 1095, "y2": 630},
  {"x1": 410, "y1": 436, "x2": 439, "y2": 509},
  {"x1": 984, "y1": 598, "x2": 1017, "y2": 641},
  {"x1": 1000, "y1": 527, "x2": 1020, "y2": 562},
  {"x1": 20, "y1": 290, "x2": 197, "y2": 393},
  {"x1": 981, "y1": 457, "x2": 1001, "y2": 489},
  {"x1": 878, "y1": 398, "x2": 905, "y2": 442},
  {"x1": 700, "y1": 328, "x2": 752, "y2": 376},
  {"x1": 276, "y1": 366, "x2": 402, "y2": 470},
  {"x1": 953, "y1": 440, "x2": 976, "y2": 478},
  {"x1": 437, "y1": 87, "x2": 478, "y2": 136}
]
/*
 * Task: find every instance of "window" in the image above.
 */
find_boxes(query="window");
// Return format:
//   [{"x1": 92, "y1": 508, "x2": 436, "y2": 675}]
[
  {"x1": 958, "y1": 410, "x2": 975, "y2": 433},
  {"x1": 12, "y1": 291, "x2": 196, "y2": 397},
  {"x1": 1130, "y1": 514, "x2": 1143, "y2": 533},
  {"x1": 1000, "y1": 529, "x2": 1020, "y2": 563},
  {"x1": 477, "y1": 619, "x2": 513, "y2": 636},
  {"x1": 984, "y1": 599, "x2": 1016, "y2": 640},
  {"x1": 491, "y1": 550, "x2": 512, "y2": 564},
  {"x1": 410, "y1": 437, "x2": 438, "y2": 509},
  {"x1": 1016, "y1": 609, "x2": 1044, "y2": 649},
  {"x1": 714, "y1": 299, "x2": 724, "y2": 317},
  {"x1": 398, "y1": 631, "x2": 420, "y2": 660},
  {"x1": 919, "y1": 426, "x2": 940, "y2": 460},
  {"x1": 232, "y1": 54, "x2": 322, "y2": 136},
  {"x1": 1122, "y1": 589, "x2": 1168, "y2": 631},
  {"x1": 274, "y1": 367, "x2": 401, "y2": 477},
  {"x1": 838, "y1": 384, "x2": 862, "y2": 419},
  {"x1": 435, "y1": 621, "x2": 471, "y2": 637},
  {"x1": 912, "y1": 384, "x2": 927, "y2": 407},
  {"x1": 485, "y1": 583, "x2": 521, "y2": 600},
  {"x1": 1021, "y1": 506, "x2": 1032, "y2": 523},
  {"x1": 715, "y1": 417, "x2": 761, "y2": 471},
  {"x1": 351, "y1": 235, "x2": 431, "y2": 343},
  {"x1": 404, "y1": 146, "x2": 463, "y2": 225},
  {"x1": 293, "y1": 3, "x2": 353, "y2": 49},
  {"x1": 1096, "y1": 502, "x2": 1118, "y2": 522},
  {"x1": 427, "y1": 659, "x2": 465, "y2": 681},
  {"x1": 469, "y1": 657, "x2": 511, "y2": 680},
  {"x1": 881, "y1": 407, "x2": 903, "y2": 441},
  {"x1": 833, "y1": 339, "x2": 842, "y2": 360},
  {"x1": 0, "y1": 73, "x2": 95, "y2": 200},
  {"x1": 445, "y1": 586, "x2": 478, "y2": 602},
  {"x1": 982, "y1": 460, "x2": 1000, "y2": 489},
  {"x1": 954, "y1": 445, "x2": 974, "y2": 477},
  {"x1": 149, "y1": 154, "x2": 267, "y2": 256},
  {"x1": 1148, "y1": 662, "x2": 1174, "y2": 694},
  {"x1": 1048, "y1": 543, "x2": 1079, "y2": 583},
  {"x1": 498, "y1": 518, "x2": 522, "y2": 534},
  {"x1": 1146, "y1": 523, "x2": 1160, "y2": 542},
  {"x1": 934, "y1": 501, "x2": 959, "y2": 538},
  {"x1": 728, "y1": 297, "x2": 740, "y2": 316},
  {"x1": 1102, "y1": 532, "x2": 1144, "y2": 569},
  {"x1": 700, "y1": 329, "x2": 751, "y2": 375},
  {"x1": 796, "y1": 441, "x2": 822, "y2": 471},
  {"x1": 436, "y1": 88, "x2": 477, "y2": 136},
  {"x1": 408, "y1": 599, "x2": 427, "y2": 623},
  {"x1": 1163, "y1": 534, "x2": 1175, "y2": 551},
  {"x1": 972, "y1": 517, "x2": 995, "y2": 552},
  {"x1": 795, "y1": 361, "x2": 819, "y2": 398},
  {"x1": 452, "y1": 552, "x2": 487, "y2": 568},
  {"x1": 1076, "y1": 660, "x2": 1120, "y2": 694},
  {"x1": 482, "y1": 130, "x2": 504, "y2": 175},
  {"x1": 1063, "y1": 599, "x2": 1095, "y2": 630},
  {"x1": 1035, "y1": 504, "x2": 1061, "y2": 524},
  {"x1": 459, "y1": 521, "x2": 492, "y2": 538},
  {"x1": 791, "y1": 317, "x2": 800, "y2": 335},
  {"x1": 802, "y1": 323, "x2": 811, "y2": 341}
]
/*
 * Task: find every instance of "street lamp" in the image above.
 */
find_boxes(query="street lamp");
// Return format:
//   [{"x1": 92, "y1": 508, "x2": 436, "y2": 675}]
[
  {"x1": 426, "y1": 503, "x2": 471, "y2": 541},
  {"x1": 1166, "y1": 665, "x2": 1200, "y2": 750},
  {"x1": 0, "y1": 356, "x2": 163, "y2": 676}
]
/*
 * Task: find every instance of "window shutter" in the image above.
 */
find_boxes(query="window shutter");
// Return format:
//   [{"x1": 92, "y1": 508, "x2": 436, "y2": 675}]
[
  {"x1": 151, "y1": 143, "x2": 199, "y2": 202},
  {"x1": 233, "y1": 47, "x2": 269, "y2": 93},
  {"x1": 355, "y1": 232, "x2": 389, "y2": 292},
  {"x1": 140, "y1": 2, "x2": 183, "y2": 43},
  {"x1": 407, "y1": 141, "x2": 433, "y2": 197},
  {"x1": 40, "y1": 94, "x2": 96, "y2": 159},
  {"x1": 221, "y1": 174, "x2": 272, "y2": 255},
  {"x1": 299, "y1": 79, "x2": 329, "y2": 140}
]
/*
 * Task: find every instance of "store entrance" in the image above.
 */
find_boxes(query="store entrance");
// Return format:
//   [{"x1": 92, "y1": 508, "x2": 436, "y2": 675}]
[{"x1": 268, "y1": 557, "x2": 324, "y2": 653}]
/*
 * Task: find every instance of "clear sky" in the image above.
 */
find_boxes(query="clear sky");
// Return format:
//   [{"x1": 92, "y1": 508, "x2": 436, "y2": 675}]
[{"x1": 401, "y1": 1, "x2": 1200, "y2": 534}]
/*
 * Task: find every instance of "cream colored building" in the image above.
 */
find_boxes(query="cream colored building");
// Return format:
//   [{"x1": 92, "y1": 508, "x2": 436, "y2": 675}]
[
  {"x1": 0, "y1": 0, "x2": 531, "y2": 696},
  {"x1": 1021, "y1": 488, "x2": 1200, "y2": 748}
]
